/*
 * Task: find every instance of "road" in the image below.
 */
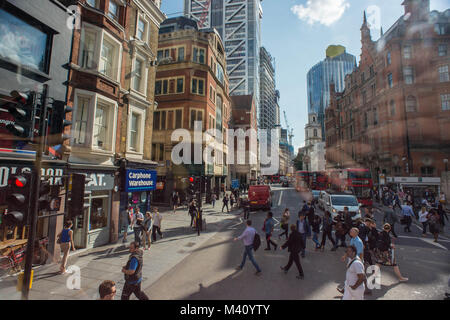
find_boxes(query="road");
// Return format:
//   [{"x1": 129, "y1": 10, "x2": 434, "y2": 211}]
[{"x1": 145, "y1": 185, "x2": 450, "y2": 300}]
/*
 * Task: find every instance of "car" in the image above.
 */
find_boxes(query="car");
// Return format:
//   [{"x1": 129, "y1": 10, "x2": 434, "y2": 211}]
[
  {"x1": 311, "y1": 190, "x2": 320, "y2": 202},
  {"x1": 320, "y1": 190, "x2": 362, "y2": 221},
  {"x1": 248, "y1": 185, "x2": 273, "y2": 210}
]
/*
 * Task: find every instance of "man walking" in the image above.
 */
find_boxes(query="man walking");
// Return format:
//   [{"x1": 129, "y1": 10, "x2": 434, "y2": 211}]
[
  {"x1": 383, "y1": 205, "x2": 399, "y2": 238},
  {"x1": 296, "y1": 212, "x2": 310, "y2": 258},
  {"x1": 172, "y1": 192, "x2": 179, "y2": 214},
  {"x1": 234, "y1": 220, "x2": 262, "y2": 275},
  {"x1": 341, "y1": 245, "x2": 366, "y2": 300},
  {"x1": 189, "y1": 200, "x2": 197, "y2": 228},
  {"x1": 121, "y1": 242, "x2": 149, "y2": 300},
  {"x1": 280, "y1": 224, "x2": 305, "y2": 279},
  {"x1": 211, "y1": 193, "x2": 217, "y2": 208},
  {"x1": 133, "y1": 208, "x2": 144, "y2": 247},
  {"x1": 263, "y1": 212, "x2": 277, "y2": 250},
  {"x1": 222, "y1": 194, "x2": 229, "y2": 213},
  {"x1": 401, "y1": 203, "x2": 414, "y2": 232},
  {"x1": 151, "y1": 208, "x2": 163, "y2": 242}
]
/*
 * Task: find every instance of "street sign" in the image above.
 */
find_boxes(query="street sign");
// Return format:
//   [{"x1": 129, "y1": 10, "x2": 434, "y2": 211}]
[{"x1": 232, "y1": 179, "x2": 240, "y2": 189}]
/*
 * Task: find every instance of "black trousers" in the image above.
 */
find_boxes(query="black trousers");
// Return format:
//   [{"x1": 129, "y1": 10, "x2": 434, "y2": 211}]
[
  {"x1": 152, "y1": 225, "x2": 162, "y2": 241},
  {"x1": 244, "y1": 209, "x2": 250, "y2": 220},
  {"x1": 321, "y1": 229, "x2": 336, "y2": 247},
  {"x1": 266, "y1": 234, "x2": 277, "y2": 249},
  {"x1": 390, "y1": 223, "x2": 398, "y2": 237},
  {"x1": 121, "y1": 282, "x2": 149, "y2": 300},
  {"x1": 283, "y1": 252, "x2": 304, "y2": 276},
  {"x1": 190, "y1": 214, "x2": 195, "y2": 227},
  {"x1": 404, "y1": 216, "x2": 412, "y2": 232},
  {"x1": 222, "y1": 203, "x2": 229, "y2": 212},
  {"x1": 279, "y1": 225, "x2": 289, "y2": 239}
]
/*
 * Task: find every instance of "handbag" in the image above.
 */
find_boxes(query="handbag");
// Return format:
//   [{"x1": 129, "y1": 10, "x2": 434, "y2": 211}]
[{"x1": 56, "y1": 234, "x2": 61, "y2": 244}]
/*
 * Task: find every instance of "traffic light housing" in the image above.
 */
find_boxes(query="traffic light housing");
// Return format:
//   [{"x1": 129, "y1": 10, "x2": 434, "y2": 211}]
[
  {"x1": 4, "y1": 173, "x2": 32, "y2": 226},
  {"x1": 48, "y1": 100, "x2": 72, "y2": 158},
  {"x1": 187, "y1": 176, "x2": 195, "y2": 197},
  {"x1": 68, "y1": 173, "x2": 89, "y2": 218},
  {"x1": 6, "y1": 91, "x2": 36, "y2": 141}
]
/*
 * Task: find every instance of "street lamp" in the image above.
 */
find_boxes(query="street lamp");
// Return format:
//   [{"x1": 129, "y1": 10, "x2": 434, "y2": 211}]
[{"x1": 444, "y1": 158, "x2": 448, "y2": 172}]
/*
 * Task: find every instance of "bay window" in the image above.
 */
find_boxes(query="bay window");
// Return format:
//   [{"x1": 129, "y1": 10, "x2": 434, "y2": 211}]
[
  {"x1": 108, "y1": 1, "x2": 119, "y2": 21},
  {"x1": 100, "y1": 39, "x2": 114, "y2": 78},
  {"x1": 94, "y1": 102, "x2": 109, "y2": 149}
]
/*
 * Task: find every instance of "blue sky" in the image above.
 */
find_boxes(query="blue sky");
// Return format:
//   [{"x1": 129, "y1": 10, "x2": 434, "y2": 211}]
[{"x1": 161, "y1": 0, "x2": 449, "y2": 152}]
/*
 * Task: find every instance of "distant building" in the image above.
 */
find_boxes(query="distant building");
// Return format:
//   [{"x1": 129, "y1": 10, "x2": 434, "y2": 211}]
[
  {"x1": 303, "y1": 113, "x2": 325, "y2": 172},
  {"x1": 307, "y1": 45, "x2": 356, "y2": 140}
]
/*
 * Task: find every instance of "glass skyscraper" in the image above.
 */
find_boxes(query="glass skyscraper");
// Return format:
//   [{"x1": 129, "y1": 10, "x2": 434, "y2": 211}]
[{"x1": 307, "y1": 46, "x2": 356, "y2": 140}]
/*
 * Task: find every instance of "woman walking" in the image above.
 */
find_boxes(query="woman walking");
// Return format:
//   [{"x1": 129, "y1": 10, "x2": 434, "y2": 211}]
[
  {"x1": 279, "y1": 209, "x2": 290, "y2": 240},
  {"x1": 263, "y1": 212, "x2": 277, "y2": 251},
  {"x1": 320, "y1": 211, "x2": 337, "y2": 251},
  {"x1": 58, "y1": 220, "x2": 75, "y2": 274},
  {"x1": 311, "y1": 214, "x2": 322, "y2": 250},
  {"x1": 142, "y1": 212, "x2": 153, "y2": 250},
  {"x1": 374, "y1": 223, "x2": 408, "y2": 282},
  {"x1": 419, "y1": 206, "x2": 429, "y2": 236},
  {"x1": 151, "y1": 208, "x2": 163, "y2": 242},
  {"x1": 428, "y1": 210, "x2": 441, "y2": 243}
]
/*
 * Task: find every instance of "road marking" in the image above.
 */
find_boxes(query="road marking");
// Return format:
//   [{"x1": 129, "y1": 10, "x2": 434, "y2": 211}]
[
  {"x1": 420, "y1": 238, "x2": 448, "y2": 251},
  {"x1": 227, "y1": 217, "x2": 243, "y2": 230},
  {"x1": 397, "y1": 235, "x2": 450, "y2": 243},
  {"x1": 278, "y1": 191, "x2": 283, "y2": 207}
]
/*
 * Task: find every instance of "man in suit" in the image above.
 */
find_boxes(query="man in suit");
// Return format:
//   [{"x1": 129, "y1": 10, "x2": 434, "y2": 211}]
[{"x1": 280, "y1": 224, "x2": 305, "y2": 279}]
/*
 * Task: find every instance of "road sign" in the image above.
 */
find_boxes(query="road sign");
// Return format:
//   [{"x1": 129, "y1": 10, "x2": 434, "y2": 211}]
[{"x1": 232, "y1": 179, "x2": 240, "y2": 189}]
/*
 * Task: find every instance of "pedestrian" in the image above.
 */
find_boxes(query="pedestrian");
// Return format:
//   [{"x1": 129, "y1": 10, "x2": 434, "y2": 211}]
[
  {"x1": 361, "y1": 218, "x2": 375, "y2": 266},
  {"x1": 296, "y1": 212, "x2": 310, "y2": 258},
  {"x1": 401, "y1": 203, "x2": 414, "y2": 232},
  {"x1": 98, "y1": 280, "x2": 116, "y2": 300},
  {"x1": 243, "y1": 198, "x2": 250, "y2": 220},
  {"x1": 345, "y1": 227, "x2": 364, "y2": 260},
  {"x1": 393, "y1": 192, "x2": 402, "y2": 211},
  {"x1": 439, "y1": 191, "x2": 446, "y2": 206},
  {"x1": 142, "y1": 211, "x2": 152, "y2": 251},
  {"x1": 211, "y1": 193, "x2": 217, "y2": 208},
  {"x1": 57, "y1": 220, "x2": 75, "y2": 274},
  {"x1": 189, "y1": 200, "x2": 196, "y2": 228},
  {"x1": 121, "y1": 242, "x2": 149, "y2": 300},
  {"x1": 311, "y1": 214, "x2": 322, "y2": 250},
  {"x1": 230, "y1": 194, "x2": 235, "y2": 208},
  {"x1": 320, "y1": 211, "x2": 337, "y2": 251},
  {"x1": 263, "y1": 211, "x2": 277, "y2": 251},
  {"x1": 301, "y1": 200, "x2": 309, "y2": 213},
  {"x1": 120, "y1": 208, "x2": 132, "y2": 243},
  {"x1": 333, "y1": 212, "x2": 347, "y2": 248},
  {"x1": 419, "y1": 206, "x2": 429, "y2": 236},
  {"x1": 364, "y1": 207, "x2": 374, "y2": 220},
  {"x1": 428, "y1": 209, "x2": 441, "y2": 242},
  {"x1": 133, "y1": 208, "x2": 144, "y2": 246},
  {"x1": 437, "y1": 203, "x2": 449, "y2": 229},
  {"x1": 151, "y1": 208, "x2": 163, "y2": 242},
  {"x1": 280, "y1": 224, "x2": 305, "y2": 279},
  {"x1": 234, "y1": 220, "x2": 262, "y2": 275},
  {"x1": 279, "y1": 208, "x2": 290, "y2": 240},
  {"x1": 172, "y1": 192, "x2": 179, "y2": 214},
  {"x1": 222, "y1": 194, "x2": 229, "y2": 213},
  {"x1": 343, "y1": 206, "x2": 354, "y2": 231},
  {"x1": 383, "y1": 205, "x2": 399, "y2": 238},
  {"x1": 307, "y1": 202, "x2": 315, "y2": 225},
  {"x1": 374, "y1": 223, "x2": 408, "y2": 282},
  {"x1": 341, "y1": 245, "x2": 366, "y2": 300},
  {"x1": 195, "y1": 209, "x2": 203, "y2": 236}
]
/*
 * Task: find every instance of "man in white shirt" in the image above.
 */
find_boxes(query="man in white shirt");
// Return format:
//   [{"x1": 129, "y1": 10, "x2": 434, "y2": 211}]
[
  {"x1": 151, "y1": 208, "x2": 163, "y2": 242},
  {"x1": 133, "y1": 208, "x2": 144, "y2": 246},
  {"x1": 234, "y1": 220, "x2": 262, "y2": 275},
  {"x1": 342, "y1": 245, "x2": 366, "y2": 300},
  {"x1": 418, "y1": 206, "x2": 429, "y2": 236}
]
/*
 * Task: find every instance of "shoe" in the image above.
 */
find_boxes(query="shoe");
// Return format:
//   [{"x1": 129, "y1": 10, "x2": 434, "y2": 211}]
[
  {"x1": 235, "y1": 266, "x2": 242, "y2": 271},
  {"x1": 336, "y1": 286, "x2": 345, "y2": 294},
  {"x1": 255, "y1": 271, "x2": 262, "y2": 276},
  {"x1": 296, "y1": 275, "x2": 304, "y2": 280},
  {"x1": 280, "y1": 266, "x2": 288, "y2": 274},
  {"x1": 399, "y1": 278, "x2": 409, "y2": 282},
  {"x1": 264, "y1": 248, "x2": 271, "y2": 251}
]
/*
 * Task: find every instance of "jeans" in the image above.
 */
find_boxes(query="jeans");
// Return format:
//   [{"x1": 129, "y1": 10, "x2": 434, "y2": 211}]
[
  {"x1": 421, "y1": 221, "x2": 428, "y2": 234},
  {"x1": 121, "y1": 281, "x2": 149, "y2": 300},
  {"x1": 240, "y1": 245, "x2": 261, "y2": 272},
  {"x1": 321, "y1": 229, "x2": 336, "y2": 248},
  {"x1": 312, "y1": 232, "x2": 320, "y2": 248},
  {"x1": 212, "y1": 200, "x2": 216, "y2": 208},
  {"x1": 283, "y1": 251, "x2": 304, "y2": 276},
  {"x1": 133, "y1": 227, "x2": 142, "y2": 246},
  {"x1": 299, "y1": 233, "x2": 307, "y2": 256},
  {"x1": 244, "y1": 209, "x2": 250, "y2": 220},
  {"x1": 403, "y1": 216, "x2": 412, "y2": 232}
]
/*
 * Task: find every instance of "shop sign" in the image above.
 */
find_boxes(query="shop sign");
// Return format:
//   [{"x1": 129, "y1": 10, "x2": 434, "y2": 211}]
[
  {"x1": 0, "y1": 165, "x2": 64, "y2": 188},
  {"x1": 156, "y1": 182, "x2": 164, "y2": 190},
  {"x1": 125, "y1": 169, "x2": 157, "y2": 192},
  {"x1": 83, "y1": 172, "x2": 115, "y2": 191}
]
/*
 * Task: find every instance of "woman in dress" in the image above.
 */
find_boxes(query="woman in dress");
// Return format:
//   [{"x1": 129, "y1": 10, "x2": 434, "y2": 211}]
[{"x1": 428, "y1": 209, "x2": 441, "y2": 243}]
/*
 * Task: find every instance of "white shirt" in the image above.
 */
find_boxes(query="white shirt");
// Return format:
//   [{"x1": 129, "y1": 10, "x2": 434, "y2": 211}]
[
  {"x1": 419, "y1": 211, "x2": 429, "y2": 223},
  {"x1": 440, "y1": 194, "x2": 446, "y2": 201},
  {"x1": 345, "y1": 257, "x2": 365, "y2": 289},
  {"x1": 133, "y1": 212, "x2": 144, "y2": 226},
  {"x1": 152, "y1": 212, "x2": 162, "y2": 227}
]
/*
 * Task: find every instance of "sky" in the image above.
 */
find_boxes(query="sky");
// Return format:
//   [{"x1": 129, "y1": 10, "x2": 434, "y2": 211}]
[{"x1": 160, "y1": 0, "x2": 449, "y2": 152}]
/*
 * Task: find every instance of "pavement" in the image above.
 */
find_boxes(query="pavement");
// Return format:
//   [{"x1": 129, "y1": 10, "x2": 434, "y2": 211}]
[{"x1": 0, "y1": 195, "x2": 243, "y2": 300}]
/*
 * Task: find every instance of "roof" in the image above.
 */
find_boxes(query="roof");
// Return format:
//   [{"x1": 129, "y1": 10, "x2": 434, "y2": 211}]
[{"x1": 231, "y1": 95, "x2": 254, "y2": 110}]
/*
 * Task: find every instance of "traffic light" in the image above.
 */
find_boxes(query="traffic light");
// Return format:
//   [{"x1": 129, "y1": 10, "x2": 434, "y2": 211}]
[
  {"x1": 6, "y1": 91, "x2": 36, "y2": 141},
  {"x1": 4, "y1": 173, "x2": 32, "y2": 226},
  {"x1": 68, "y1": 173, "x2": 89, "y2": 218},
  {"x1": 48, "y1": 100, "x2": 72, "y2": 158},
  {"x1": 194, "y1": 176, "x2": 202, "y2": 193},
  {"x1": 187, "y1": 176, "x2": 195, "y2": 198}
]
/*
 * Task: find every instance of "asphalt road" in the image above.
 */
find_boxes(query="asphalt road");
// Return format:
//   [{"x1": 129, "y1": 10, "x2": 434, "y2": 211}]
[{"x1": 145, "y1": 185, "x2": 450, "y2": 300}]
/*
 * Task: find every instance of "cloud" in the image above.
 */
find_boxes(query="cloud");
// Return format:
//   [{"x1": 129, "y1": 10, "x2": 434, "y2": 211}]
[{"x1": 291, "y1": 0, "x2": 350, "y2": 26}]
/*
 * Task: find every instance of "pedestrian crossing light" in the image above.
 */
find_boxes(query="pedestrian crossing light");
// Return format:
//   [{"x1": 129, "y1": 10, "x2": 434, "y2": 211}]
[
  {"x1": 48, "y1": 100, "x2": 72, "y2": 158},
  {"x1": 5, "y1": 173, "x2": 32, "y2": 226},
  {"x1": 6, "y1": 91, "x2": 36, "y2": 141}
]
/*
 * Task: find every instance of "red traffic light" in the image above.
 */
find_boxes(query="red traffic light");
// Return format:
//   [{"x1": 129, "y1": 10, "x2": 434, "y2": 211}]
[
  {"x1": 9, "y1": 176, "x2": 28, "y2": 188},
  {"x1": 189, "y1": 177, "x2": 194, "y2": 183}
]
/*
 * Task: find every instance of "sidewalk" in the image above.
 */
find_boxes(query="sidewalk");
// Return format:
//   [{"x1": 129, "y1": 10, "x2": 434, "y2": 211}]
[{"x1": 0, "y1": 199, "x2": 244, "y2": 300}]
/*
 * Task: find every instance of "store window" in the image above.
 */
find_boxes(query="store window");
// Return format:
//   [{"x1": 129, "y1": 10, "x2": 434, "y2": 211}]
[{"x1": 89, "y1": 195, "x2": 108, "y2": 231}]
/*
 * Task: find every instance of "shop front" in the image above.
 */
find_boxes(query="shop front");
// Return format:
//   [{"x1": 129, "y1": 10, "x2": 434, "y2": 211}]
[
  {"x1": 68, "y1": 164, "x2": 118, "y2": 249},
  {"x1": 119, "y1": 165, "x2": 157, "y2": 238}
]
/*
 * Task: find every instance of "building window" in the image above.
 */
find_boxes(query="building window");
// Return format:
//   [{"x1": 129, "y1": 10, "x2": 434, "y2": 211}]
[
  {"x1": 387, "y1": 73, "x2": 393, "y2": 88},
  {"x1": 175, "y1": 110, "x2": 182, "y2": 129},
  {"x1": 441, "y1": 94, "x2": 450, "y2": 111},
  {"x1": 216, "y1": 63, "x2": 225, "y2": 85},
  {"x1": 178, "y1": 47, "x2": 185, "y2": 61},
  {"x1": 192, "y1": 78, "x2": 205, "y2": 95},
  {"x1": 176, "y1": 78, "x2": 184, "y2": 93},
  {"x1": 193, "y1": 47, "x2": 205, "y2": 64},
  {"x1": 403, "y1": 67, "x2": 414, "y2": 84},
  {"x1": 406, "y1": 95, "x2": 417, "y2": 112},
  {"x1": 361, "y1": 72, "x2": 365, "y2": 83},
  {"x1": 100, "y1": 39, "x2": 114, "y2": 78},
  {"x1": 155, "y1": 80, "x2": 162, "y2": 95},
  {"x1": 108, "y1": 1, "x2": 119, "y2": 21},
  {"x1": 129, "y1": 112, "x2": 140, "y2": 151},
  {"x1": 133, "y1": 59, "x2": 143, "y2": 92},
  {"x1": 153, "y1": 111, "x2": 160, "y2": 130},
  {"x1": 313, "y1": 129, "x2": 317, "y2": 137},
  {"x1": 369, "y1": 66, "x2": 374, "y2": 77},
  {"x1": 421, "y1": 166, "x2": 435, "y2": 177},
  {"x1": 86, "y1": 0, "x2": 99, "y2": 8},
  {"x1": 190, "y1": 109, "x2": 203, "y2": 129},
  {"x1": 362, "y1": 91, "x2": 367, "y2": 104},
  {"x1": 93, "y1": 102, "x2": 109, "y2": 150},
  {"x1": 137, "y1": 18, "x2": 147, "y2": 41},
  {"x1": 373, "y1": 108, "x2": 378, "y2": 125},
  {"x1": 364, "y1": 113, "x2": 368, "y2": 128},
  {"x1": 159, "y1": 144, "x2": 164, "y2": 161},
  {"x1": 161, "y1": 110, "x2": 166, "y2": 130},
  {"x1": 0, "y1": 8, "x2": 51, "y2": 73},
  {"x1": 438, "y1": 44, "x2": 447, "y2": 57},
  {"x1": 403, "y1": 45, "x2": 411, "y2": 59},
  {"x1": 439, "y1": 65, "x2": 449, "y2": 82},
  {"x1": 80, "y1": 30, "x2": 96, "y2": 69},
  {"x1": 371, "y1": 83, "x2": 376, "y2": 97},
  {"x1": 390, "y1": 100, "x2": 396, "y2": 116},
  {"x1": 386, "y1": 51, "x2": 391, "y2": 65},
  {"x1": 74, "y1": 96, "x2": 90, "y2": 145},
  {"x1": 435, "y1": 24, "x2": 447, "y2": 35}
]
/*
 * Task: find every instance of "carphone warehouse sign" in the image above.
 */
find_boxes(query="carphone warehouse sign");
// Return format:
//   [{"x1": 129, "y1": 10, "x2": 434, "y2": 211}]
[{"x1": 125, "y1": 169, "x2": 157, "y2": 192}]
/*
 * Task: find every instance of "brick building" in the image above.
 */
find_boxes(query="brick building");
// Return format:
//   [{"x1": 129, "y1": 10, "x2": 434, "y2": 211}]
[
  {"x1": 152, "y1": 17, "x2": 231, "y2": 204},
  {"x1": 325, "y1": 0, "x2": 450, "y2": 195}
]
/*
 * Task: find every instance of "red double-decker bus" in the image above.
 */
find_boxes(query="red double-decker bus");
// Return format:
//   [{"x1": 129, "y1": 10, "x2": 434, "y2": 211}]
[
  {"x1": 295, "y1": 171, "x2": 310, "y2": 192},
  {"x1": 309, "y1": 171, "x2": 328, "y2": 190},
  {"x1": 327, "y1": 168, "x2": 373, "y2": 207}
]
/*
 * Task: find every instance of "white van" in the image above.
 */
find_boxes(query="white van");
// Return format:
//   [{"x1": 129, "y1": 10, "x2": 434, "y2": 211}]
[{"x1": 320, "y1": 191, "x2": 362, "y2": 221}]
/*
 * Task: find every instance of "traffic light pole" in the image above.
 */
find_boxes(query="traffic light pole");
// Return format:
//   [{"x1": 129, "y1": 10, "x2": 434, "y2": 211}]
[{"x1": 21, "y1": 85, "x2": 48, "y2": 300}]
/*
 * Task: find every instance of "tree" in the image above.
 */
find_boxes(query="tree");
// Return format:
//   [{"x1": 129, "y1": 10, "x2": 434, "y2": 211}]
[{"x1": 293, "y1": 152, "x2": 304, "y2": 171}]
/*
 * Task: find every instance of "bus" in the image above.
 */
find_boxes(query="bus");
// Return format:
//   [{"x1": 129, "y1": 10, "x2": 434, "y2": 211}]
[
  {"x1": 327, "y1": 168, "x2": 373, "y2": 207},
  {"x1": 309, "y1": 171, "x2": 328, "y2": 190},
  {"x1": 295, "y1": 171, "x2": 310, "y2": 192}
]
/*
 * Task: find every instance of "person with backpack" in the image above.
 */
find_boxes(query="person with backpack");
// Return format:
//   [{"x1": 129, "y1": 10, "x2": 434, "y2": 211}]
[
  {"x1": 263, "y1": 211, "x2": 277, "y2": 251},
  {"x1": 234, "y1": 220, "x2": 262, "y2": 276},
  {"x1": 280, "y1": 224, "x2": 305, "y2": 279}
]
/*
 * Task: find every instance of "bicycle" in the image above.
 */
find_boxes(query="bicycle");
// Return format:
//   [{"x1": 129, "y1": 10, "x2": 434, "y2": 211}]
[{"x1": 0, "y1": 244, "x2": 27, "y2": 276}]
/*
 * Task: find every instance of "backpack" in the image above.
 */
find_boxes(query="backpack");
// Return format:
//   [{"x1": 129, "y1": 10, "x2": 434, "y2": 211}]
[{"x1": 253, "y1": 233, "x2": 261, "y2": 251}]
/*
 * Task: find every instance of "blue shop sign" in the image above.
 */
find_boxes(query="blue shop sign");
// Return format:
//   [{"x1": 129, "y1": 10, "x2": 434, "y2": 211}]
[{"x1": 125, "y1": 169, "x2": 157, "y2": 192}]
